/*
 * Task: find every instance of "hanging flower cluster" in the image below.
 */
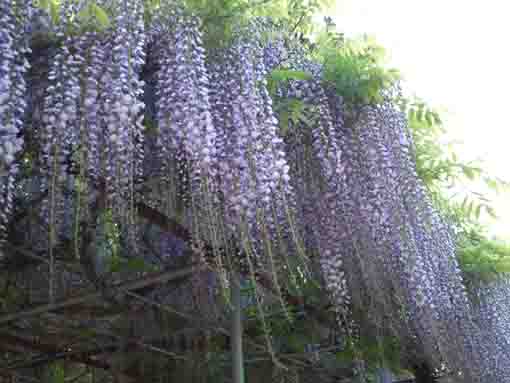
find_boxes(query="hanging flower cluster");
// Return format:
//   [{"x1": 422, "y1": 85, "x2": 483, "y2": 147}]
[
  {"x1": 153, "y1": 9, "x2": 218, "y2": 203},
  {"x1": 0, "y1": 0, "x2": 31, "y2": 240},
  {"x1": 39, "y1": 0, "x2": 82, "y2": 241},
  {"x1": 268, "y1": 46, "x2": 506, "y2": 379},
  {"x1": 326, "y1": 95, "x2": 510, "y2": 381},
  {"x1": 152, "y1": 15, "x2": 296, "y2": 263},
  {"x1": 151, "y1": 10, "x2": 223, "y2": 309},
  {"x1": 472, "y1": 278, "x2": 510, "y2": 381},
  {"x1": 104, "y1": 0, "x2": 145, "y2": 206},
  {"x1": 277, "y1": 77, "x2": 351, "y2": 315},
  {"x1": 219, "y1": 26, "x2": 293, "y2": 238},
  {"x1": 35, "y1": 0, "x2": 146, "y2": 251}
]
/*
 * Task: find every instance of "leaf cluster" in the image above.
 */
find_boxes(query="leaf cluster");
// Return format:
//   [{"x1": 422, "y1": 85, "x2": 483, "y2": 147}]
[
  {"x1": 276, "y1": 0, "x2": 334, "y2": 36},
  {"x1": 75, "y1": 1, "x2": 111, "y2": 31},
  {"x1": 33, "y1": 0, "x2": 113, "y2": 38},
  {"x1": 182, "y1": 0, "x2": 259, "y2": 46},
  {"x1": 456, "y1": 229, "x2": 510, "y2": 284},
  {"x1": 319, "y1": 34, "x2": 401, "y2": 105},
  {"x1": 401, "y1": 97, "x2": 510, "y2": 283},
  {"x1": 85, "y1": 210, "x2": 158, "y2": 275},
  {"x1": 45, "y1": 362, "x2": 65, "y2": 383},
  {"x1": 34, "y1": 0, "x2": 60, "y2": 25},
  {"x1": 267, "y1": 69, "x2": 312, "y2": 94},
  {"x1": 336, "y1": 334, "x2": 404, "y2": 375},
  {"x1": 403, "y1": 97, "x2": 507, "y2": 228},
  {"x1": 183, "y1": 0, "x2": 332, "y2": 47},
  {"x1": 38, "y1": 0, "x2": 110, "y2": 27},
  {"x1": 267, "y1": 69, "x2": 319, "y2": 137}
]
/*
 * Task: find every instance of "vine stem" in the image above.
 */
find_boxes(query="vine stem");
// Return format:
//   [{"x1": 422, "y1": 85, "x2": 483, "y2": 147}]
[{"x1": 48, "y1": 145, "x2": 59, "y2": 305}]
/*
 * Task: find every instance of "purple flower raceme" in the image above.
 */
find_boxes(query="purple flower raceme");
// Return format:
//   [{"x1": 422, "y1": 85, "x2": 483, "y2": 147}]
[
  {"x1": 270, "y1": 41, "x2": 500, "y2": 378},
  {"x1": 33, "y1": 0, "x2": 147, "y2": 251},
  {"x1": 39, "y1": 0, "x2": 83, "y2": 244},
  {"x1": 0, "y1": 0, "x2": 32, "y2": 242},
  {"x1": 83, "y1": 34, "x2": 104, "y2": 182}
]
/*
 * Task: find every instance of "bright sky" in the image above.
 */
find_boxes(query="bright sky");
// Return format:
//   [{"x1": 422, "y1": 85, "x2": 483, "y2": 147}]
[{"x1": 328, "y1": 0, "x2": 510, "y2": 238}]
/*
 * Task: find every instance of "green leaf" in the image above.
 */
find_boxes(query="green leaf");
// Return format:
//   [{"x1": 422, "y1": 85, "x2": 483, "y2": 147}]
[
  {"x1": 466, "y1": 200, "x2": 474, "y2": 217},
  {"x1": 48, "y1": 363, "x2": 65, "y2": 383},
  {"x1": 486, "y1": 178, "x2": 500, "y2": 192},
  {"x1": 408, "y1": 109, "x2": 416, "y2": 121},
  {"x1": 108, "y1": 255, "x2": 122, "y2": 272},
  {"x1": 462, "y1": 166, "x2": 476, "y2": 180},
  {"x1": 76, "y1": 5, "x2": 92, "y2": 25},
  {"x1": 91, "y1": 3, "x2": 111, "y2": 28},
  {"x1": 474, "y1": 204, "x2": 482, "y2": 219},
  {"x1": 460, "y1": 196, "x2": 469, "y2": 210},
  {"x1": 415, "y1": 107, "x2": 424, "y2": 122},
  {"x1": 279, "y1": 109, "x2": 290, "y2": 136},
  {"x1": 49, "y1": 0, "x2": 59, "y2": 24},
  {"x1": 287, "y1": 333, "x2": 309, "y2": 352},
  {"x1": 269, "y1": 69, "x2": 312, "y2": 83},
  {"x1": 124, "y1": 257, "x2": 152, "y2": 271},
  {"x1": 485, "y1": 205, "x2": 498, "y2": 219},
  {"x1": 425, "y1": 111, "x2": 434, "y2": 127},
  {"x1": 432, "y1": 111, "x2": 442, "y2": 125},
  {"x1": 35, "y1": 0, "x2": 49, "y2": 11}
]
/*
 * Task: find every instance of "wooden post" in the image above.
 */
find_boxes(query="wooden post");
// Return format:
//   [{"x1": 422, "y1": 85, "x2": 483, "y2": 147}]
[{"x1": 231, "y1": 275, "x2": 245, "y2": 383}]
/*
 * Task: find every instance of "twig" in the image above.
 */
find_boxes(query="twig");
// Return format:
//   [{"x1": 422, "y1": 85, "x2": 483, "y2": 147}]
[{"x1": 289, "y1": 12, "x2": 306, "y2": 35}]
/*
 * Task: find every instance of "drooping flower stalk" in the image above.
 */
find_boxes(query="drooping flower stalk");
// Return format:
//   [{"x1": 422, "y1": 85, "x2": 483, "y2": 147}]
[{"x1": 0, "y1": 0, "x2": 32, "y2": 243}]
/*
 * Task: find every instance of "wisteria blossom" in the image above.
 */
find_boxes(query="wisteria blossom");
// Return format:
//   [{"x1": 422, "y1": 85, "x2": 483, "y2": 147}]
[{"x1": 1, "y1": 2, "x2": 509, "y2": 382}]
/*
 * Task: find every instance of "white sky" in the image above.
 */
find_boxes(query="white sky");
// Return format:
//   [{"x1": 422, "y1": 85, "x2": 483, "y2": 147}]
[{"x1": 327, "y1": 0, "x2": 510, "y2": 238}]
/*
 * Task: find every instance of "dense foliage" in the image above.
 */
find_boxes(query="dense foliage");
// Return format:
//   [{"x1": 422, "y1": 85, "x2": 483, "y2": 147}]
[{"x1": 1, "y1": 0, "x2": 509, "y2": 382}]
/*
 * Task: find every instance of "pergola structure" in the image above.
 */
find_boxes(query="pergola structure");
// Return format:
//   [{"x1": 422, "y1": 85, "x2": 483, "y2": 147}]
[{"x1": 0, "y1": 187, "x2": 349, "y2": 382}]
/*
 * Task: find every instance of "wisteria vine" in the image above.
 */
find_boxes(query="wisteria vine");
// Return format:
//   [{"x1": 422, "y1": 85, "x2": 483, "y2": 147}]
[{"x1": 1, "y1": 1, "x2": 509, "y2": 381}]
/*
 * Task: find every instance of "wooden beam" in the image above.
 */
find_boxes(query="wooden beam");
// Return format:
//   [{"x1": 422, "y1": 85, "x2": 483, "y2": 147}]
[
  {"x1": 0, "y1": 265, "x2": 196, "y2": 327},
  {"x1": 136, "y1": 201, "x2": 192, "y2": 242},
  {"x1": 0, "y1": 331, "x2": 112, "y2": 370}
]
